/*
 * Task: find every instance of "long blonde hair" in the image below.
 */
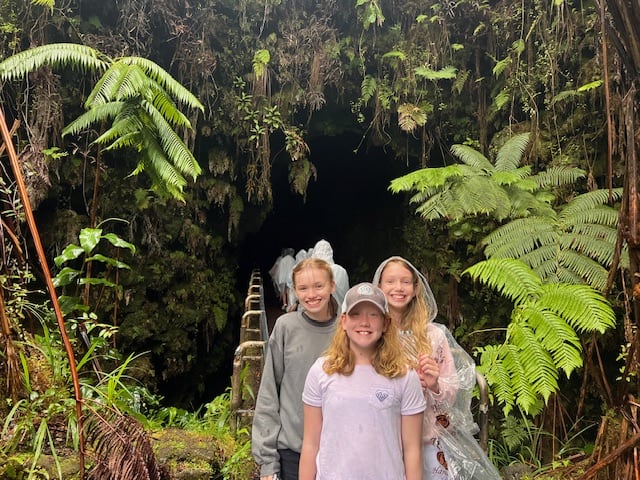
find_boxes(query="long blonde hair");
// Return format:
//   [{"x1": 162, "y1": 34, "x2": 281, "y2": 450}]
[
  {"x1": 378, "y1": 258, "x2": 433, "y2": 359},
  {"x1": 322, "y1": 313, "x2": 409, "y2": 378}
]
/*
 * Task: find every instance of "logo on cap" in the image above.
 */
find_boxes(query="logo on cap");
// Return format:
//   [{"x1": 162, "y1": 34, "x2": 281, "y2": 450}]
[{"x1": 357, "y1": 284, "x2": 374, "y2": 296}]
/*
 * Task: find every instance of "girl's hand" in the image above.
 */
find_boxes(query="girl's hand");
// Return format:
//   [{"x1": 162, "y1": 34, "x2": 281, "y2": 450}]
[{"x1": 418, "y1": 353, "x2": 440, "y2": 393}]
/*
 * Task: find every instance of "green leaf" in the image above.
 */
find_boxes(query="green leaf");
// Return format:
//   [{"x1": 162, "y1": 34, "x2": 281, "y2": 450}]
[
  {"x1": 54, "y1": 245, "x2": 85, "y2": 266},
  {"x1": 85, "y1": 254, "x2": 131, "y2": 269},
  {"x1": 53, "y1": 267, "x2": 82, "y2": 288},
  {"x1": 79, "y1": 277, "x2": 117, "y2": 287},
  {"x1": 102, "y1": 233, "x2": 137, "y2": 254},
  {"x1": 414, "y1": 65, "x2": 457, "y2": 80},
  {"x1": 79, "y1": 228, "x2": 103, "y2": 254}
]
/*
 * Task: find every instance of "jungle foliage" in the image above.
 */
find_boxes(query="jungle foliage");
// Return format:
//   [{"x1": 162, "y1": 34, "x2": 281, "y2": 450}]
[{"x1": 0, "y1": 0, "x2": 639, "y2": 478}]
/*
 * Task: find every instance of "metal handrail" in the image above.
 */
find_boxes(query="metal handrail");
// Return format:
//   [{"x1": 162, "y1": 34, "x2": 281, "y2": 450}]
[{"x1": 231, "y1": 269, "x2": 269, "y2": 435}]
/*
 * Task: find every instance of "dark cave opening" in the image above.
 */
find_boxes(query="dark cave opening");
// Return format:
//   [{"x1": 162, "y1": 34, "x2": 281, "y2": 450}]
[{"x1": 238, "y1": 132, "x2": 410, "y2": 303}]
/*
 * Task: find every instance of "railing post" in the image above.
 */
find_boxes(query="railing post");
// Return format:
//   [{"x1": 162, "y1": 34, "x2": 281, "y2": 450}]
[{"x1": 475, "y1": 369, "x2": 489, "y2": 452}]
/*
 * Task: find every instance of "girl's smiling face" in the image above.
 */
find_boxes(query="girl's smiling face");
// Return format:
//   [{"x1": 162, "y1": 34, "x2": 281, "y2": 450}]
[
  {"x1": 341, "y1": 302, "x2": 387, "y2": 359},
  {"x1": 294, "y1": 266, "x2": 335, "y2": 321},
  {"x1": 378, "y1": 261, "x2": 416, "y2": 315}
]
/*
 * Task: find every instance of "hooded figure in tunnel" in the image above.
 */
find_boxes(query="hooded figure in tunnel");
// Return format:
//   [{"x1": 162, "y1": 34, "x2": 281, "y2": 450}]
[{"x1": 310, "y1": 239, "x2": 349, "y2": 307}]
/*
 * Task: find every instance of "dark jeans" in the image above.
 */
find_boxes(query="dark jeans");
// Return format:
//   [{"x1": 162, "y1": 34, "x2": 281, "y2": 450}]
[{"x1": 278, "y1": 448, "x2": 300, "y2": 480}]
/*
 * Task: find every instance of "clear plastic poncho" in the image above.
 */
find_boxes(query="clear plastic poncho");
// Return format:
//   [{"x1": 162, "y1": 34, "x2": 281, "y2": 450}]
[{"x1": 373, "y1": 256, "x2": 501, "y2": 480}]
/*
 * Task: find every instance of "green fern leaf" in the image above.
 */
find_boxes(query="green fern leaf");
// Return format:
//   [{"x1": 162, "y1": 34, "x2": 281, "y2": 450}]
[
  {"x1": 0, "y1": 43, "x2": 107, "y2": 82},
  {"x1": 118, "y1": 56, "x2": 204, "y2": 111},
  {"x1": 464, "y1": 258, "x2": 542, "y2": 304},
  {"x1": 361, "y1": 75, "x2": 377, "y2": 104},
  {"x1": 536, "y1": 283, "x2": 615, "y2": 333},
  {"x1": 450, "y1": 144, "x2": 493, "y2": 170},
  {"x1": 502, "y1": 342, "x2": 541, "y2": 414},
  {"x1": 389, "y1": 165, "x2": 464, "y2": 193},
  {"x1": 508, "y1": 322, "x2": 558, "y2": 404},
  {"x1": 62, "y1": 102, "x2": 127, "y2": 137},
  {"x1": 491, "y1": 167, "x2": 532, "y2": 186},
  {"x1": 560, "y1": 188, "x2": 623, "y2": 217},
  {"x1": 140, "y1": 102, "x2": 201, "y2": 178},
  {"x1": 494, "y1": 132, "x2": 530, "y2": 171},
  {"x1": 530, "y1": 166, "x2": 585, "y2": 188},
  {"x1": 414, "y1": 65, "x2": 457, "y2": 80}
]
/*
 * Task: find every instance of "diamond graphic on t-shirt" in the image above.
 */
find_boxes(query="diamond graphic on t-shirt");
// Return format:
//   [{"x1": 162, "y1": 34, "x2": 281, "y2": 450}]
[{"x1": 375, "y1": 391, "x2": 389, "y2": 402}]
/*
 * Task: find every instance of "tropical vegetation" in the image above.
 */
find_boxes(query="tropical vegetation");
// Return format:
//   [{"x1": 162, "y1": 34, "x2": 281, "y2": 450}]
[{"x1": 1, "y1": 0, "x2": 639, "y2": 478}]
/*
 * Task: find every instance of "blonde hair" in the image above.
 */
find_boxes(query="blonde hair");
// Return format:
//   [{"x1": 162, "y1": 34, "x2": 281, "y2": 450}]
[
  {"x1": 292, "y1": 257, "x2": 338, "y2": 317},
  {"x1": 322, "y1": 313, "x2": 409, "y2": 378},
  {"x1": 380, "y1": 258, "x2": 432, "y2": 360}
]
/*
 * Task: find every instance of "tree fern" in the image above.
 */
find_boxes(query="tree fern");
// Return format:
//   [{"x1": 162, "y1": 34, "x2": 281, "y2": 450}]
[
  {"x1": 467, "y1": 258, "x2": 615, "y2": 415},
  {"x1": 390, "y1": 133, "x2": 581, "y2": 222},
  {"x1": 1, "y1": 43, "x2": 203, "y2": 201}
]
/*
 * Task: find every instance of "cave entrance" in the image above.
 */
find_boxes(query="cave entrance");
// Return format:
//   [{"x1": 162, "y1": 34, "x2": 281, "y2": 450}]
[{"x1": 239, "y1": 132, "x2": 409, "y2": 308}]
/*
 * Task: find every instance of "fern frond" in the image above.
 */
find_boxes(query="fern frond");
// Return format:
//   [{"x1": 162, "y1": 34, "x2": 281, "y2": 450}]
[
  {"x1": 536, "y1": 283, "x2": 616, "y2": 333},
  {"x1": 554, "y1": 250, "x2": 607, "y2": 290},
  {"x1": 389, "y1": 165, "x2": 465, "y2": 193},
  {"x1": 530, "y1": 166, "x2": 585, "y2": 188},
  {"x1": 482, "y1": 217, "x2": 558, "y2": 258},
  {"x1": 559, "y1": 233, "x2": 616, "y2": 267},
  {"x1": 118, "y1": 56, "x2": 203, "y2": 111},
  {"x1": 139, "y1": 136, "x2": 187, "y2": 193},
  {"x1": 84, "y1": 410, "x2": 168, "y2": 480},
  {"x1": 96, "y1": 112, "x2": 142, "y2": 147},
  {"x1": 0, "y1": 43, "x2": 107, "y2": 82},
  {"x1": 491, "y1": 167, "x2": 532, "y2": 186},
  {"x1": 501, "y1": 340, "x2": 541, "y2": 414},
  {"x1": 560, "y1": 205, "x2": 620, "y2": 228},
  {"x1": 361, "y1": 75, "x2": 377, "y2": 104},
  {"x1": 414, "y1": 192, "x2": 451, "y2": 220},
  {"x1": 560, "y1": 188, "x2": 623, "y2": 217},
  {"x1": 140, "y1": 101, "x2": 201, "y2": 178},
  {"x1": 86, "y1": 62, "x2": 128, "y2": 106},
  {"x1": 569, "y1": 223, "x2": 618, "y2": 246},
  {"x1": 477, "y1": 345, "x2": 516, "y2": 415},
  {"x1": 508, "y1": 321, "x2": 558, "y2": 404},
  {"x1": 62, "y1": 102, "x2": 127, "y2": 137},
  {"x1": 455, "y1": 175, "x2": 511, "y2": 220},
  {"x1": 494, "y1": 132, "x2": 530, "y2": 171},
  {"x1": 397, "y1": 103, "x2": 427, "y2": 132},
  {"x1": 114, "y1": 64, "x2": 155, "y2": 101},
  {"x1": 464, "y1": 258, "x2": 542, "y2": 304},
  {"x1": 149, "y1": 89, "x2": 191, "y2": 128},
  {"x1": 450, "y1": 144, "x2": 493, "y2": 170},
  {"x1": 31, "y1": 0, "x2": 54, "y2": 9},
  {"x1": 523, "y1": 307, "x2": 582, "y2": 375}
]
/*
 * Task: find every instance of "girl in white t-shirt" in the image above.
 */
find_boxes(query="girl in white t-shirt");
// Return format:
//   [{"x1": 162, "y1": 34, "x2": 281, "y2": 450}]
[{"x1": 299, "y1": 282, "x2": 426, "y2": 480}]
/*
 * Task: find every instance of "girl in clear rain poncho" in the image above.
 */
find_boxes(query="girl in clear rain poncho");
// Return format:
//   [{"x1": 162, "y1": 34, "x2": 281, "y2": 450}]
[{"x1": 373, "y1": 256, "x2": 502, "y2": 480}]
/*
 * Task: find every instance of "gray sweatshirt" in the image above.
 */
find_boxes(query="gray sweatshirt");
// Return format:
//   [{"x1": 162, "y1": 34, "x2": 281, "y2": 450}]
[{"x1": 251, "y1": 309, "x2": 337, "y2": 477}]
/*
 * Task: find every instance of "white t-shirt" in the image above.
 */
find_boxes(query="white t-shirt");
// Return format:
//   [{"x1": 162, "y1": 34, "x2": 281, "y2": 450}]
[{"x1": 303, "y1": 358, "x2": 426, "y2": 480}]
